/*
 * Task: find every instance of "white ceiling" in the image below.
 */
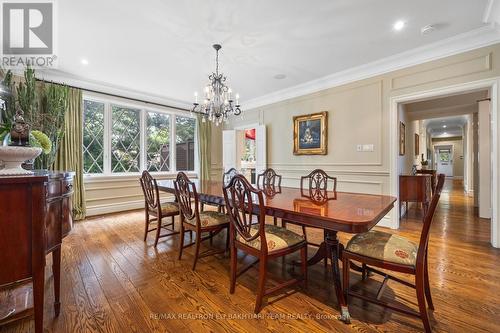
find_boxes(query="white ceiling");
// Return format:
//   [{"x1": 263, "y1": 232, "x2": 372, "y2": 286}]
[
  {"x1": 425, "y1": 116, "x2": 468, "y2": 138},
  {"x1": 44, "y1": 0, "x2": 491, "y2": 106}
]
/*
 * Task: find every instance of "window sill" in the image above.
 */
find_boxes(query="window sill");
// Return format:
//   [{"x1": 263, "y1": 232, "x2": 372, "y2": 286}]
[{"x1": 84, "y1": 172, "x2": 198, "y2": 183}]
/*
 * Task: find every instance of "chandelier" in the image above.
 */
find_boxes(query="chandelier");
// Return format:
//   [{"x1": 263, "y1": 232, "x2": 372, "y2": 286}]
[{"x1": 192, "y1": 44, "x2": 241, "y2": 125}]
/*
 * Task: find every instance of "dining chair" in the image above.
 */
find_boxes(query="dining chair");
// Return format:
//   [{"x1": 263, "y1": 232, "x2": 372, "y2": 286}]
[
  {"x1": 139, "y1": 171, "x2": 180, "y2": 247},
  {"x1": 223, "y1": 167, "x2": 240, "y2": 183},
  {"x1": 174, "y1": 172, "x2": 230, "y2": 271},
  {"x1": 223, "y1": 174, "x2": 307, "y2": 314},
  {"x1": 256, "y1": 168, "x2": 282, "y2": 226},
  {"x1": 342, "y1": 174, "x2": 445, "y2": 333},
  {"x1": 283, "y1": 169, "x2": 337, "y2": 254}
]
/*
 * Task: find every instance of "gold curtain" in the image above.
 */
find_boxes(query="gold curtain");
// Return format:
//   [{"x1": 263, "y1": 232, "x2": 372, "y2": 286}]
[
  {"x1": 197, "y1": 115, "x2": 211, "y2": 181},
  {"x1": 52, "y1": 88, "x2": 86, "y2": 220}
]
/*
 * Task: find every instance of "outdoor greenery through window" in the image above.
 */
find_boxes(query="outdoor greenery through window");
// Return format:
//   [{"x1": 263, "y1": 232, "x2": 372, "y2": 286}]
[
  {"x1": 176, "y1": 116, "x2": 195, "y2": 171},
  {"x1": 147, "y1": 112, "x2": 170, "y2": 172},
  {"x1": 83, "y1": 100, "x2": 105, "y2": 173},
  {"x1": 82, "y1": 96, "x2": 197, "y2": 175}
]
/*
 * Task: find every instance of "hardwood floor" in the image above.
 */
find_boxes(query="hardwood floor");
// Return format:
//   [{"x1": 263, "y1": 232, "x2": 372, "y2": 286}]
[{"x1": 2, "y1": 180, "x2": 499, "y2": 332}]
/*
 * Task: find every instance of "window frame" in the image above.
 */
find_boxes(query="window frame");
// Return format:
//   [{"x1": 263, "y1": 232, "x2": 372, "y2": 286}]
[{"x1": 82, "y1": 92, "x2": 198, "y2": 179}]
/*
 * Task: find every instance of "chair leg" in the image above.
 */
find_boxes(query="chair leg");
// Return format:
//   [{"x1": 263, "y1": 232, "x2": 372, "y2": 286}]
[
  {"x1": 210, "y1": 231, "x2": 214, "y2": 246},
  {"x1": 178, "y1": 224, "x2": 185, "y2": 260},
  {"x1": 254, "y1": 256, "x2": 268, "y2": 314},
  {"x1": 416, "y1": 270, "x2": 432, "y2": 333},
  {"x1": 154, "y1": 217, "x2": 162, "y2": 247},
  {"x1": 171, "y1": 215, "x2": 175, "y2": 228},
  {"x1": 342, "y1": 256, "x2": 350, "y2": 302},
  {"x1": 230, "y1": 244, "x2": 237, "y2": 294},
  {"x1": 201, "y1": 203, "x2": 205, "y2": 211},
  {"x1": 301, "y1": 226, "x2": 307, "y2": 242},
  {"x1": 323, "y1": 230, "x2": 328, "y2": 268},
  {"x1": 192, "y1": 232, "x2": 201, "y2": 271},
  {"x1": 143, "y1": 211, "x2": 149, "y2": 241},
  {"x1": 424, "y1": 253, "x2": 434, "y2": 310},
  {"x1": 273, "y1": 216, "x2": 277, "y2": 226},
  {"x1": 301, "y1": 246, "x2": 308, "y2": 289}
]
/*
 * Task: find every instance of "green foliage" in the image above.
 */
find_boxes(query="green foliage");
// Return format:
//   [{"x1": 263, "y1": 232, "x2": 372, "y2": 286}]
[
  {"x1": 30, "y1": 130, "x2": 52, "y2": 154},
  {"x1": 1, "y1": 69, "x2": 15, "y2": 124},
  {"x1": 0, "y1": 66, "x2": 68, "y2": 169}
]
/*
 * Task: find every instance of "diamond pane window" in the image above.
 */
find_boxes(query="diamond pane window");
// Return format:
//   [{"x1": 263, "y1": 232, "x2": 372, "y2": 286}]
[
  {"x1": 176, "y1": 116, "x2": 195, "y2": 171},
  {"x1": 83, "y1": 100, "x2": 105, "y2": 173},
  {"x1": 111, "y1": 105, "x2": 141, "y2": 173},
  {"x1": 146, "y1": 112, "x2": 170, "y2": 172}
]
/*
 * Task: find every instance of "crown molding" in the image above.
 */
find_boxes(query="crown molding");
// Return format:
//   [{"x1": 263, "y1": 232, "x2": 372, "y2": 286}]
[
  {"x1": 243, "y1": 25, "x2": 500, "y2": 111},
  {"x1": 35, "y1": 69, "x2": 192, "y2": 110}
]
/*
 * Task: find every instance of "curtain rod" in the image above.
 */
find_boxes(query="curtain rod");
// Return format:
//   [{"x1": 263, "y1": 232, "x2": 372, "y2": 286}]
[{"x1": 34, "y1": 78, "x2": 190, "y2": 112}]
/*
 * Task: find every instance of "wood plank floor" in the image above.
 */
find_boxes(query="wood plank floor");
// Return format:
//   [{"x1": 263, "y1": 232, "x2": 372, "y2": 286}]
[{"x1": 2, "y1": 180, "x2": 499, "y2": 332}]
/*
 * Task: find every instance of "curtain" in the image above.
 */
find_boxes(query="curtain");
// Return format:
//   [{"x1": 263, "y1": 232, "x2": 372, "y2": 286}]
[
  {"x1": 52, "y1": 88, "x2": 86, "y2": 220},
  {"x1": 197, "y1": 115, "x2": 212, "y2": 181}
]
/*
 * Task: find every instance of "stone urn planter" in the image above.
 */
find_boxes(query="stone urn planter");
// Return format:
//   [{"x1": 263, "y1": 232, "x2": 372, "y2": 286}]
[{"x1": 0, "y1": 146, "x2": 42, "y2": 175}]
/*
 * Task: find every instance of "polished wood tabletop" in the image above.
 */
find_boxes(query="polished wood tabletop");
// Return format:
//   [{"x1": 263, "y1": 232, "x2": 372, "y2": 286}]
[{"x1": 157, "y1": 179, "x2": 396, "y2": 234}]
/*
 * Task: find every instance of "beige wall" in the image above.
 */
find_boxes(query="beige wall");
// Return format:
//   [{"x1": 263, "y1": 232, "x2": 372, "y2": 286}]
[{"x1": 225, "y1": 44, "x2": 500, "y2": 227}]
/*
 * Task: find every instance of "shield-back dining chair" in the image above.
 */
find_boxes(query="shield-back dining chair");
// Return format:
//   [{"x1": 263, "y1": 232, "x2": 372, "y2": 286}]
[
  {"x1": 174, "y1": 172, "x2": 230, "y2": 270},
  {"x1": 342, "y1": 174, "x2": 445, "y2": 333},
  {"x1": 223, "y1": 174, "x2": 307, "y2": 313},
  {"x1": 139, "y1": 170, "x2": 180, "y2": 247},
  {"x1": 256, "y1": 168, "x2": 282, "y2": 226}
]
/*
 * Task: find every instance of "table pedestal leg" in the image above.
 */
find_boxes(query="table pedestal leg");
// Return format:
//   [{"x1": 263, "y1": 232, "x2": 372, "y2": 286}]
[{"x1": 324, "y1": 230, "x2": 351, "y2": 323}]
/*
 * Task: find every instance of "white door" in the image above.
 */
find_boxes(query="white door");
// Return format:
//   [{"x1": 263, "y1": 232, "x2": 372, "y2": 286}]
[
  {"x1": 222, "y1": 130, "x2": 236, "y2": 172},
  {"x1": 254, "y1": 125, "x2": 267, "y2": 176},
  {"x1": 436, "y1": 146, "x2": 453, "y2": 177}
]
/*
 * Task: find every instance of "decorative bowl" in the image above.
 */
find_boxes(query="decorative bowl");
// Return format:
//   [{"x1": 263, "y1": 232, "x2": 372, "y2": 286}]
[{"x1": 0, "y1": 146, "x2": 42, "y2": 175}]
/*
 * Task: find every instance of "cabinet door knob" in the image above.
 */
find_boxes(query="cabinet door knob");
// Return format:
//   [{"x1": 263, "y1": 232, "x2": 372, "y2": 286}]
[{"x1": 66, "y1": 184, "x2": 73, "y2": 190}]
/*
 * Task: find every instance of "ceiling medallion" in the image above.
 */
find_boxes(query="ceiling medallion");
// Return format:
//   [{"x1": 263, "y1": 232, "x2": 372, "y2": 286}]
[{"x1": 192, "y1": 44, "x2": 241, "y2": 125}]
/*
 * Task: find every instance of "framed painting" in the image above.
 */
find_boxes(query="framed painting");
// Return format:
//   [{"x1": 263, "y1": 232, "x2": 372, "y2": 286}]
[
  {"x1": 293, "y1": 111, "x2": 328, "y2": 155},
  {"x1": 414, "y1": 133, "x2": 419, "y2": 156},
  {"x1": 399, "y1": 121, "x2": 406, "y2": 156}
]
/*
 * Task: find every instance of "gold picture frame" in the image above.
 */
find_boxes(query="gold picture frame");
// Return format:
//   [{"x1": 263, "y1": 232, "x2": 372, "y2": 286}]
[
  {"x1": 293, "y1": 111, "x2": 328, "y2": 155},
  {"x1": 399, "y1": 121, "x2": 406, "y2": 156},
  {"x1": 414, "y1": 133, "x2": 419, "y2": 156}
]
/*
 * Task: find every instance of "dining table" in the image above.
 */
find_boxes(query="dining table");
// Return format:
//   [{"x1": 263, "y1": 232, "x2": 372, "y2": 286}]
[{"x1": 157, "y1": 179, "x2": 396, "y2": 323}]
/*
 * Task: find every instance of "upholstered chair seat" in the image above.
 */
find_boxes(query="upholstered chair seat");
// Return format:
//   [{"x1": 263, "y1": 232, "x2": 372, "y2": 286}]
[
  {"x1": 149, "y1": 202, "x2": 179, "y2": 216},
  {"x1": 237, "y1": 225, "x2": 305, "y2": 252},
  {"x1": 186, "y1": 211, "x2": 229, "y2": 227},
  {"x1": 346, "y1": 230, "x2": 418, "y2": 266}
]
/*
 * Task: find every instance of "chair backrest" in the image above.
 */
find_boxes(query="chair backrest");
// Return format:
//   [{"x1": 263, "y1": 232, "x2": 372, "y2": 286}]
[
  {"x1": 223, "y1": 167, "x2": 240, "y2": 184},
  {"x1": 300, "y1": 169, "x2": 337, "y2": 199},
  {"x1": 173, "y1": 172, "x2": 200, "y2": 223},
  {"x1": 139, "y1": 170, "x2": 160, "y2": 212},
  {"x1": 223, "y1": 174, "x2": 268, "y2": 252},
  {"x1": 416, "y1": 173, "x2": 445, "y2": 268},
  {"x1": 256, "y1": 168, "x2": 282, "y2": 188}
]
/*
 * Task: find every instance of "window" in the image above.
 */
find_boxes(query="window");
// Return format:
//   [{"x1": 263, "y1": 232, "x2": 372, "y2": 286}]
[
  {"x1": 82, "y1": 95, "x2": 197, "y2": 176},
  {"x1": 147, "y1": 112, "x2": 170, "y2": 172},
  {"x1": 111, "y1": 105, "x2": 141, "y2": 173},
  {"x1": 83, "y1": 100, "x2": 105, "y2": 173},
  {"x1": 176, "y1": 116, "x2": 195, "y2": 171}
]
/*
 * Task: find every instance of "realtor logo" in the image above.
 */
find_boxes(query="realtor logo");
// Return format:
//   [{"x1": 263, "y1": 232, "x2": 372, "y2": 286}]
[{"x1": 1, "y1": 1, "x2": 57, "y2": 68}]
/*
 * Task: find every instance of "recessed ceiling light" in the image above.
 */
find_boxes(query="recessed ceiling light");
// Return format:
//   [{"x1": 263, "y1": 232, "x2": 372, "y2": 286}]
[
  {"x1": 393, "y1": 20, "x2": 406, "y2": 31},
  {"x1": 274, "y1": 74, "x2": 286, "y2": 80},
  {"x1": 443, "y1": 125, "x2": 447, "y2": 128},
  {"x1": 81, "y1": 58, "x2": 89, "y2": 65}
]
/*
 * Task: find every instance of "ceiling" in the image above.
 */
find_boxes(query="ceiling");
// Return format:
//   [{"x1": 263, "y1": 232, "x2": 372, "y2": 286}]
[
  {"x1": 424, "y1": 116, "x2": 468, "y2": 138},
  {"x1": 44, "y1": 0, "x2": 490, "y2": 105}
]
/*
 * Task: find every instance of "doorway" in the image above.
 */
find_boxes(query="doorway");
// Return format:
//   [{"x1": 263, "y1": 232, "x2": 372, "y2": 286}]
[
  {"x1": 222, "y1": 124, "x2": 266, "y2": 183},
  {"x1": 390, "y1": 78, "x2": 498, "y2": 248},
  {"x1": 435, "y1": 145, "x2": 453, "y2": 177}
]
